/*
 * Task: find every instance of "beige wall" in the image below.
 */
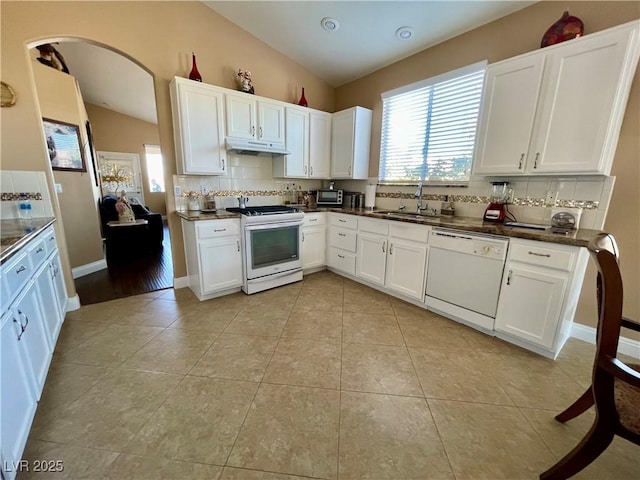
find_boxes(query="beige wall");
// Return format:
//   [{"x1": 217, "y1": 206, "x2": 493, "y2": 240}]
[
  {"x1": 335, "y1": 1, "x2": 640, "y2": 333},
  {"x1": 0, "y1": 0, "x2": 334, "y2": 289},
  {"x1": 32, "y1": 62, "x2": 105, "y2": 270},
  {"x1": 85, "y1": 103, "x2": 166, "y2": 215}
]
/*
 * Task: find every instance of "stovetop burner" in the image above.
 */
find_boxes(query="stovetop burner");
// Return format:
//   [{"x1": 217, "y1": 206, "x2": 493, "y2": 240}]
[{"x1": 226, "y1": 205, "x2": 300, "y2": 216}]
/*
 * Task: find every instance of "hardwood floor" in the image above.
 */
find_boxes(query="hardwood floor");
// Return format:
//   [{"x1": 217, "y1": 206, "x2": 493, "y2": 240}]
[{"x1": 74, "y1": 225, "x2": 173, "y2": 305}]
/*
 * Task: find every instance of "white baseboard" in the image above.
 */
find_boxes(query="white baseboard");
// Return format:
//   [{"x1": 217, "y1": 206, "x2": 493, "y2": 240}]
[
  {"x1": 173, "y1": 276, "x2": 189, "y2": 289},
  {"x1": 571, "y1": 323, "x2": 640, "y2": 358},
  {"x1": 66, "y1": 294, "x2": 81, "y2": 312},
  {"x1": 72, "y1": 259, "x2": 107, "y2": 279}
]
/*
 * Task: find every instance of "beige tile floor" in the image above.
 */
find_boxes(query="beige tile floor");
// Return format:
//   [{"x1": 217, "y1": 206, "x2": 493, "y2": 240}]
[{"x1": 20, "y1": 271, "x2": 639, "y2": 479}]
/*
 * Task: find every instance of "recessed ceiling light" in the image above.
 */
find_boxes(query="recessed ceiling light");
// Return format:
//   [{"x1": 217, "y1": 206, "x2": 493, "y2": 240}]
[
  {"x1": 396, "y1": 26, "x2": 414, "y2": 40},
  {"x1": 321, "y1": 17, "x2": 340, "y2": 32}
]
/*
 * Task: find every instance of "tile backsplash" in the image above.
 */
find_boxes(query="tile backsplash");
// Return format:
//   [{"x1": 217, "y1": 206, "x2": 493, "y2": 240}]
[
  {"x1": 173, "y1": 154, "x2": 323, "y2": 211},
  {"x1": 0, "y1": 170, "x2": 55, "y2": 219},
  {"x1": 335, "y1": 175, "x2": 615, "y2": 230}
]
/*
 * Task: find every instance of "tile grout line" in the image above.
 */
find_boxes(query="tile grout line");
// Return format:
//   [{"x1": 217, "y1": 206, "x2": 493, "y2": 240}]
[{"x1": 336, "y1": 284, "x2": 345, "y2": 480}]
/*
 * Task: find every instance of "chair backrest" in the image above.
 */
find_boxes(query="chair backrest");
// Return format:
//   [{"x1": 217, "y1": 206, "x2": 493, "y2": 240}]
[{"x1": 587, "y1": 233, "x2": 624, "y2": 368}]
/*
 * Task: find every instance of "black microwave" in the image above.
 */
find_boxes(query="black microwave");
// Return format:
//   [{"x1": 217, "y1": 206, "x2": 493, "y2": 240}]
[{"x1": 316, "y1": 189, "x2": 343, "y2": 206}]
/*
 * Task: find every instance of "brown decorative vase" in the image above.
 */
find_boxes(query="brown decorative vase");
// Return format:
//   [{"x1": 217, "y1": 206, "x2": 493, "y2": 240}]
[{"x1": 541, "y1": 11, "x2": 584, "y2": 48}]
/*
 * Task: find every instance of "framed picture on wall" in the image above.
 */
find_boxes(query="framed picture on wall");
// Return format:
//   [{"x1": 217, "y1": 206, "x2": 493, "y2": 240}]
[{"x1": 42, "y1": 118, "x2": 87, "y2": 172}]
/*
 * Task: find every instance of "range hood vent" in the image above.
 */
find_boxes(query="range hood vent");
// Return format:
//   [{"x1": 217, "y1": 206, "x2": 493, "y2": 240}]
[{"x1": 226, "y1": 138, "x2": 290, "y2": 156}]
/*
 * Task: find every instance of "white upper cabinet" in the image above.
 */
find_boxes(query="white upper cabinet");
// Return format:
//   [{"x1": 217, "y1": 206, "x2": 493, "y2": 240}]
[
  {"x1": 226, "y1": 93, "x2": 285, "y2": 146},
  {"x1": 274, "y1": 107, "x2": 331, "y2": 179},
  {"x1": 473, "y1": 20, "x2": 640, "y2": 176},
  {"x1": 170, "y1": 77, "x2": 226, "y2": 175},
  {"x1": 331, "y1": 106, "x2": 372, "y2": 179},
  {"x1": 309, "y1": 110, "x2": 332, "y2": 178}
]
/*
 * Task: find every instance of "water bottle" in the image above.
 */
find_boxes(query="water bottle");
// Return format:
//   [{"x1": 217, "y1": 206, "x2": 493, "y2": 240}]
[{"x1": 18, "y1": 193, "x2": 33, "y2": 220}]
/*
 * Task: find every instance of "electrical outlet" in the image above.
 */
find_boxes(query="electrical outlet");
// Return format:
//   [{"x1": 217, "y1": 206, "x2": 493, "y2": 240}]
[
  {"x1": 545, "y1": 190, "x2": 558, "y2": 207},
  {"x1": 200, "y1": 185, "x2": 208, "y2": 195},
  {"x1": 174, "y1": 185, "x2": 181, "y2": 197},
  {"x1": 54, "y1": 183, "x2": 63, "y2": 193}
]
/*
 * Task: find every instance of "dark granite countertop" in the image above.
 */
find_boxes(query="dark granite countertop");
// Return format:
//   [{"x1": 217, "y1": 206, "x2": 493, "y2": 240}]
[
  {"x1": 176, "y1": 207, "x2": 602, "y2": 247},
  {"x1": 1, "y1": 217, "x2": 56, "y2": 264}
]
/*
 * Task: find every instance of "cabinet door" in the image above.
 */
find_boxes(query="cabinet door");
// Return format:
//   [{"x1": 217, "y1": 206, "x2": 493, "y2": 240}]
[
  {"x1": 1, "y1": 312, "x2": 37, "y2": 480},
  {"x1": 473, "y1": 53, "x2": 545, "y2": 175},
  {"x1": 34, "y1": 260, "x2": 63, "y2": 347},
  {"x1": 13, "y1": 281, "x2": 52, "y2": 398},
  {"x1": 530, "y1": 27, "x2": 638, "y2": 174},
  {"x1": 385, "y1": 239, "x2": 428, "y2": 301},
  {"x1": 258, "y1": 101, "x2": 285, "y2": 145},
  {"x1": 302, "y1": 227, "x2": 326, "y2": 269},
  {"x1": 173, "y1": 80, "x2": 226, "y2": 175},
  {"x1": 309, "y1": 111, "x2": 331, "y2": 178},
  {"x1": 226, "y1": 93, "x2": 256, "y2": 140},
  {"x1": 284, "y1": 107, "x2": 309, "y2": 177},
  {"x1": 356, "y1": 233, "x2": 387, "y2": 286},
  {"x1": 331, "y1": 109, "x2": 355, "y2": 178},
  {"x1": 199, "y1": 237, "x2": 243, "y2": 294},
  {"x1": 495, "y1": 265, "x2": 567, "y2": 348},
  {"x1": 50, "y1": 252, "x2": 67, "y2": 323}
]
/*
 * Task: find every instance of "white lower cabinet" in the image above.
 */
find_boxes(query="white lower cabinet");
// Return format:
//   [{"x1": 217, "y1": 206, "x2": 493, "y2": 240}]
[
  {"x1": 356, "y1": 217, "x2": 429, "y2": 301},
  {"x1": 1, "y1": 312, "x2": 37, "y2": 480},
  {"x1": 494, "y1": 238, "x2": 587, "y2": 357},
  {"x1": 181, "y1": 218, "x2": 243, "y2": 300},
  {"x1": 327, "y1": 214, "x2": 358, "y2": 276},
  {"x1": 1, "y1": 224, "x2": 66, "y2": 480},
  {"x1": 302, "y1": 213, "x2": 326, "y2": 271}
]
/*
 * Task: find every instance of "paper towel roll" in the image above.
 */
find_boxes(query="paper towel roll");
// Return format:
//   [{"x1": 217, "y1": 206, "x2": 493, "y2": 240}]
[{"x1": 365, "y1": 184, "x2": 377, "y2": 209}]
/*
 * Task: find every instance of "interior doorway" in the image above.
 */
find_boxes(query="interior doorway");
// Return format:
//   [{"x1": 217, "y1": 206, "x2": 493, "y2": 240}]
[{"x1": 30, "y1": 39, "x2": 173, "y2": 305}]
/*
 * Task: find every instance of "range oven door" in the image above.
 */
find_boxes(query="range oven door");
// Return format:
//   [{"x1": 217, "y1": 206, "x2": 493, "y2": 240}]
[{"x1": 244, "y1": 221, "x2": 302, "y2": 280}]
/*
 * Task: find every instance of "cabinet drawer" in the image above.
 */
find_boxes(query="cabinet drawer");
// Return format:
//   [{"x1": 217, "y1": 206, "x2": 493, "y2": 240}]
[
  {"x1": 509, "y1": 241, "x2": 576, "y2": 271},
  {"x1": 43, "y1": 227, "x2": 57, "y2": 255},
  {"x1": 196, "y1": 219, "x2": 240, "y2": 239},
  {"x1": 2, "y1": 251, "x2": 33, "y2": 306},
  {"x1": 329, "y1": 227, "x2": 357, "y2": 252},
  {"x1": 358, "y1": 218, "x2": 388, "y2": 236},
  {"x1": 328, "y1": 247, "x2": 356, "y2": 276},
  {"x1": 330, "y1": 213, "x2": 357, "y2": 230},
  {"x1": 303, "y1": 212, "x2": 325, "y2": 227},
  {"x1": 28, "y1": 237, "x2": 47, "y2": 270},
  {"x1": 389, "y1": 223, "x2": 429, "y2": 243}
]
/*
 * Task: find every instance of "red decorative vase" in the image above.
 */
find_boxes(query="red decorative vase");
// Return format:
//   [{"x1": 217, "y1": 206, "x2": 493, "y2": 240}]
[
  {"x1": 541, "y1": 11, "x2": 584, "y2": 48},
  {"x1": 189, "y1": 53, "x2": 202, "y2": 82},
  {"x1": 298, "y1": 87, "x2": 308, "y2": 107}
]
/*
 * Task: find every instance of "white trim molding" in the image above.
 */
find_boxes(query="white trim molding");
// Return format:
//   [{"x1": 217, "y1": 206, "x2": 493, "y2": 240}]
[
  {"x1": 72, "y1": 259, "x2": 107, "y2": 279},
  {"x1": 66, "y1": 294, "x2": 81, "y2": 312},
  {"x1": 571, "y1": 323, "x2": 640, "y2": 358},
  {"x1": 173, "y1": 276, "x2": 190, "y2": 289}
]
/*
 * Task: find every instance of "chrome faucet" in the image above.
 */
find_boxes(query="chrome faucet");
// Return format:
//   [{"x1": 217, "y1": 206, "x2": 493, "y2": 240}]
[{"x1": 415, "y1": 182, "x2": 426, "y2": 213}]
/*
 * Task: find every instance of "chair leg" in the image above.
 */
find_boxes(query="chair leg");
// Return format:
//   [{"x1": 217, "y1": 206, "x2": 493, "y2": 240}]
[
  {"x1": 540, "y1": 419, "x2": 614, "y2": 480},
  {"x1": 555, "y1": 387, "x2": 593, "y2": 423}
]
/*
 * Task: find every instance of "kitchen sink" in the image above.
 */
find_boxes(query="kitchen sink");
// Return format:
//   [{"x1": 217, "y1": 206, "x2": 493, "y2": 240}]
[{"x1": 371, "y1": 210, "x2": 442, "y2": 220}]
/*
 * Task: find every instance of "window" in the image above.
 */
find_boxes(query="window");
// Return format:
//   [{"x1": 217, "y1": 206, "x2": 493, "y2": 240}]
[
  {"x1": 379, "y1": 61, "x2": 486, "y2": 184},
  {"x1": 144, "y1": 144, "x2": 165, "y2": 192}
]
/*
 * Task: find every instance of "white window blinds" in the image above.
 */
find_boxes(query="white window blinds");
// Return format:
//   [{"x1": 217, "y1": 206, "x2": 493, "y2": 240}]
[{"x1": 379, "y1": 61, "x2": 486, "y2": 184}]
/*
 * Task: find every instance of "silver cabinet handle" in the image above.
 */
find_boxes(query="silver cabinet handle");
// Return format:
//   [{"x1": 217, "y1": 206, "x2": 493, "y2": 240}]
[
  {"x1": 506, "y1": 270, "x2": 513, "y2": 285},
  {"x1": 214, "y1": 229, "x2": 227, "y2": 232},
  {"x1": 16, "y1": 265, "x2": 26, "y2": 274},
  {"x1": 533, "y1": 153, "x2": 540, "y2": 169},
  {"x1": 389, "y1": 244, "x2": 393, "y2": 255},
  {"x1": 252, "y1": 126, "x2": 255, "y2": 136},
  {"x1": 382, "y1": 241, "x2": 386, "y2": 253},
  {"x1": 337, "y1": 254, "x2": 345, "y2": 259},
  {"x1": 221, "y1": 158, "x2": 225, "y2": 170},
  {"x1": 348, "y1": 166, "x2": 352, "y2": 176},
  {"x1": 13, "y1": 311, "x2": 29, "y2": 341},
  {"x1": 36, "y1": 247, "x2": 44, "y2": 254},
  {"x1": 338, "y1": 233, "x2": 346, "y2": 237},
  {"x1": 310, "y1": 166, "x2": 313, "y2": 176},
  {"x1": 259, "y1": 126, "x2": 263, "y2": 138},
  {"x1": 338, "y1": 219, "x2": 346, "y2": 223},
  {"x1": 302, "y1": 232, "x2": 305, "y2": 242},
  {"x1": 237, "y1": 240, "x2": 240, "y2": 252},
  {"x1": 528, "y1": 251, "x2": 551, "y2": 258},
  {"x1": 49, "y1": 236, "x2": 55, "y2": 242},
  {"x1": 518, "y1": 153, "x2": 524, "y2": 169},
  {"x1": 309, "y1": 218, "x2": 317, "y2": 222},
  {"x1": 304, "y1": 165, "x2": 307, "y2": 175}
]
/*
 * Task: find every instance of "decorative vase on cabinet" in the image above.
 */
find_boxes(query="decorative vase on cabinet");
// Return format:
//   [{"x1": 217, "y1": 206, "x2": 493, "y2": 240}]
[{"x1": 188, "y1": 53, "x2": 202, "y2": 82}]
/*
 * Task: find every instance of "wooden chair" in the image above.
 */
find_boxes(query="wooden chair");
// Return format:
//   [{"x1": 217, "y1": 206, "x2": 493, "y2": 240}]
[{"x1": 540, "y1": 233, "x2": 640, "y2": 479}]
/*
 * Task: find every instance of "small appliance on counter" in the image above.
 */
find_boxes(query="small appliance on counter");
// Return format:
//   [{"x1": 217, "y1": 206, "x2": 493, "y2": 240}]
[
  {"x1": 484, "y1": 182, "x2": 511, "y2": 222},
  {"x1": 316, "y1": 189, "x2": 343, "y2": 206},
  {"x1": 549, "y1": 207, "x2": 583, "y2": 234}
]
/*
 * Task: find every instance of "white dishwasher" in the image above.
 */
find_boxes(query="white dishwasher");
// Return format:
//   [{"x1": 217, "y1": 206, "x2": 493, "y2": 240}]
[{"x1": 425, "y1": 228, "x2": 508, "y2": 331}]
